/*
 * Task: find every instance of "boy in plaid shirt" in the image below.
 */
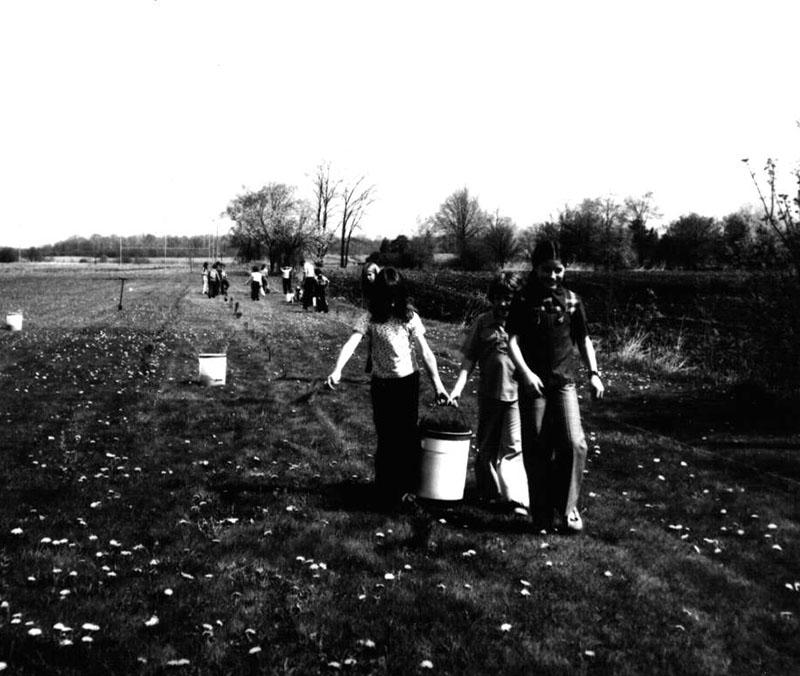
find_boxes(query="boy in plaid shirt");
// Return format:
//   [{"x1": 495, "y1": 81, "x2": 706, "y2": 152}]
[
  {"x1": 449, "y1": 272, "x2": 529, "y2": 513},
  {"x1": 507, "y1": 241, "x2": 604, "y2": 533}
]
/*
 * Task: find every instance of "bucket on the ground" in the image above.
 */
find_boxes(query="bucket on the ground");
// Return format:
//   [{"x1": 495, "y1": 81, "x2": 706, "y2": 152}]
[
  {"x1": 285, "y1": 292, "x2": 293, "y2": 303},
  {"x1": 6, "y1": 312, "x2": 23, "y2": 331},
  {"x1": 417, "y1": 428, "x2": 472, "y2": 500},
  {"x1": 198, "y1": 353, "x2": 227, "y2": 386}
]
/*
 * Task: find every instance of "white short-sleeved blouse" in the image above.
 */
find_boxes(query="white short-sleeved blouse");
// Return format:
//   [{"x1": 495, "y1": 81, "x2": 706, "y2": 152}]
[{"x1": 354, "y1": 311, "x2": 424, "y2": 378}]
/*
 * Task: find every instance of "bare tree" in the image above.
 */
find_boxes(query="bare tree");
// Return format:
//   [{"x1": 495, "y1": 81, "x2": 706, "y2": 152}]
[
  {"x1": 624, "y1": 192, "x2": 662, "y2": 266},
  {"x1": 311, "y1": 162, "x2": 341, "y2": 262},
  {"x1": 338, "y1": 177, "x2": 375, "y2": 268},
  {"x1": 483, "y1": 210, "x2": 520, "y2": 268},
  {"x1": 742, "y1": 157, "x2": 800, "y2": 277},
  {"x1": 433, "y1": 187, "x2": 488, "y2": 255}
]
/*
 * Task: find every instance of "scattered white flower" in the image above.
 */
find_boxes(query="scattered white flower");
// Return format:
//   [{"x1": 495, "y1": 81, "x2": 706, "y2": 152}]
[
  {"x1": 768, "y1": 523, "x2": 778, "y2": 530},
  {"x1": 144, "y1": 616, "x2": 159, "y2": 627},
  {"x1": 81, "y1": 636, "x2": 93, "y2": 643},
  {"x1": 384, "y1": 573, "x2": 395, "y2": 581},
  {"x1": 358, "y1": 638, "x2": 376, "y2": 648},
  {"x1": 10, "y1": 528, "x2": 23, "y2": 536},
  {"x1": 520, "y1": 588, "x2": 531, "y2": 596},
  {"x1": 164, "y1": 589, "x2": 173, "y2": 596},
  {"x1": 500, "y1": 623, "x2": 512, "y2": 632},
  {"x1": 584, "y1": 650, "x2": 596, "y2": 657},
  {"x1": 166, "y1": 658, "x2": 190, "y2": 666},
  {"x1": 90, "y1": 502, "x2": 101, "y2": 509},
  {"x1": 328, "y1": 661, "x2": 342, "y2": 669},
  {"x1": 28, "y1": 628, "x2": 42, "y2": 637},
  {"x1": 604, "y1": 571, "x2": 613, "y2": 578},
  {"x1": 420, "y1": 659, "x2": 434, "y2": 669},
  {"x1": 248, "y1": 646, "x2": 261, "y2": 655},
  {"x1": 82, "y1": 623, "x2": 100, "y2": 632}
]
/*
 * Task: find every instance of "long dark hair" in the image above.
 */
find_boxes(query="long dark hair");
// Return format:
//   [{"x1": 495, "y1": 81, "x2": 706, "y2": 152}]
[{"x1": 368, "y1": 267, "x2": 414, "y2": 323}]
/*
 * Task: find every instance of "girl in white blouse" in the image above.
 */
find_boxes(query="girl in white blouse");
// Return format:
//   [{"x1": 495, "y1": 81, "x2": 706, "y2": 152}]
[{"x1": 326, "y1": 267, "x2": 449, "y2": 509}]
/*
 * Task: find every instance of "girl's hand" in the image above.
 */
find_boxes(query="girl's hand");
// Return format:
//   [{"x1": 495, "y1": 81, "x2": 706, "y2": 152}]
[
  {"x1": 448, "y1": 394, "x2": 460, "y2": 408},
  {"x1": 326, "y1": 371, "x2": 341, "y2": 390},
  {"x1": 521, "y1": 371, "x2": 544, "y2": 397},
  {"x1": 435, "y1": 389, "x2": 450, "y2": 406},
  {"x1": 590, "y1": 374, "x2": 604, "y2": 400}
]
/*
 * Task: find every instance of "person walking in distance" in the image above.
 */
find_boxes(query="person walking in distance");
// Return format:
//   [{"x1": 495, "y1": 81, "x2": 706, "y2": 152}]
[
  {"x1": 280, "y1": 262, "x2": 294, "y2": 303},
  {"x1": 326, "y1": 267, "x2": 450, "y2": 510},
  {"x1": 507, "y1": 241, "x2": 604, "y2": 533},
  {"x1": 302, "y1": 258, "x2": 317, "y2": 310}
]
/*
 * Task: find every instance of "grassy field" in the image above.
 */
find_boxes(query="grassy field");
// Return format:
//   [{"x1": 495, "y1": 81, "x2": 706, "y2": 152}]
[{"x1": 0, "y1": 265, "x2": 798, "y2": 675}]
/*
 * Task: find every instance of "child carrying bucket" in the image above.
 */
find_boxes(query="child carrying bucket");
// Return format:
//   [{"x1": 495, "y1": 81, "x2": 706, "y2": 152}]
[
  {"x1": 449, "y1": 272, "x2": 529, "y2": 515},
  {"x1": 326, "y1": 267, "x2": 450, "y2": 511}
]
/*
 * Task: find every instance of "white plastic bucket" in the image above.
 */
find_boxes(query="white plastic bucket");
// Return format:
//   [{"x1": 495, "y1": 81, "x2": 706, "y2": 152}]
[
  {"x1": 198, "y1": 353, "x2": 227, "y2": 386},
  {"x1": 6, "y1": 312, "x2": 23, "y2": 331},
  {"x1": 285, "y1": 292, "x2": 293, "y2": 303},
  {"x1": 417, "y1": 429, "x2": 472, "y2": 500}
]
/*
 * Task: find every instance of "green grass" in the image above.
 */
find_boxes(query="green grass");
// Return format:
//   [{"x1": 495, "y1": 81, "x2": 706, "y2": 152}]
[{"x1": 0, "y1": 266, "x2": 798, "y2": 675}]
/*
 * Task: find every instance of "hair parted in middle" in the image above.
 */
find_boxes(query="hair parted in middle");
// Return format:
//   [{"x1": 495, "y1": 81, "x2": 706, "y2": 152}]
[{"x1": 368, "y1": 266, "x2": 415, "y2": 323}]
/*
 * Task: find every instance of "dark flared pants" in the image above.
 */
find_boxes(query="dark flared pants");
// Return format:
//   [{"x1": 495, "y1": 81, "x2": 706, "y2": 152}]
[
  {"x1": 302, "y1": 278, "x2": 317, "y2": 309},
  {"x1": 519, "y1": 384, "x2": 587, "y2": 523},
  {"x1": 370, "y1": 372, "x2": 421, "y2": 505}
]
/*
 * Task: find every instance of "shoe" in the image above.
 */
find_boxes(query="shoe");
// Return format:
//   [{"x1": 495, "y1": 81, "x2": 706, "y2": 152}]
[{"x1": 566, "y1": 508, "x2": 584, "y2": 533}]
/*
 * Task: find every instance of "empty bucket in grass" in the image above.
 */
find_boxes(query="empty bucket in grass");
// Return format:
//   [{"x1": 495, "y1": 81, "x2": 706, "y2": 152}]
[
  {"x1": 6, "y1": 312, "x2": 23, "y2": 331},
  {"x1": 198, "y1": 353, "x2": 227, "y2": 386},
  {"x1": 417, "y1": 428, "x2": 472, "y2": 501}
]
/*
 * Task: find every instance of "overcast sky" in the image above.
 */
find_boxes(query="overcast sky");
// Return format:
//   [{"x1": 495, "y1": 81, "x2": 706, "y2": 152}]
[{"x1": 1, "y1": 0, "x2": 798, "y2": 248}]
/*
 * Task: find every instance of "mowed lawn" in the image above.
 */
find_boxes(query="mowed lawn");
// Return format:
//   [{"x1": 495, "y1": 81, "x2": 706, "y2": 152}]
[{"x1": 0, "y1": 265, "x2": 798, "y2": 676}]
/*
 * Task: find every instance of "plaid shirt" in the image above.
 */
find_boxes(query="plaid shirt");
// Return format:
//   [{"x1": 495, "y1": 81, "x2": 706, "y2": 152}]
[{"x1": 507, "y1": 281, "x2": 588, "y2": 388}]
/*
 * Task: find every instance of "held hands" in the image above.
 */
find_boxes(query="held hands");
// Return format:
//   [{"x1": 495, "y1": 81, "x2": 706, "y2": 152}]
[
  {"x1": 590, "y1": 373, "x2": 605, "y2": 401},
  {"x1": 435, "y1": 387, "x2": 451, "y2": 406}
]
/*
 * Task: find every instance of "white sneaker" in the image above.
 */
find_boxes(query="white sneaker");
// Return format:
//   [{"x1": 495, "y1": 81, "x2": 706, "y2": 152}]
[{"x1": 566, "y1": 508, "x2": 584, "y2": 532}]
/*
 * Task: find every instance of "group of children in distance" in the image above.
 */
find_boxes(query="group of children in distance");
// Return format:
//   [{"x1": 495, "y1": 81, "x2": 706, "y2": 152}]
[
  {"x1": 203, "y1": 260, "x2": 330, "y2": 310},
  {"x1": 201, "y1": 261, "x2": 230, "y2": 299},
  {"x1": 326, "y1": 241, "x2": 604, "y2": 534}
]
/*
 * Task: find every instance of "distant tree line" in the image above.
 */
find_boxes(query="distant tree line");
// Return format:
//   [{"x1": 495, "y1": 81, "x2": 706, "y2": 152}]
[
  {"x1": 389, "y1": 182, "x2": 798, "y2": 272},
  {"x1": 0, "y1": 234, "x2": 238, "y2": 263}
]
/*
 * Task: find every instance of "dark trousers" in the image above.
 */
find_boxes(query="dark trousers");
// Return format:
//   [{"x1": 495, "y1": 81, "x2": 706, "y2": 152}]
[
  {"x1": 250, "y1": 281, "x2": 261, "y2": 300},
  {"x1": 519, "y1": 384, "x2": 587, "y2": 524},
  {"x1": 282, "y1": 277, "x2": 292, "y2": 294},
  {"x1": 302, "y1": 278, "x2": 317, "y2": 309},
  {"x1": 371, "y1": 372, "x2": 421, "y2": 505}
]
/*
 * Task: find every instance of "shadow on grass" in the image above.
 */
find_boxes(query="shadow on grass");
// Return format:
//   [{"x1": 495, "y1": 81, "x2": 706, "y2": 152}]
[{"x1": 207, "y1": 476, "x2": 534, "y2": 551}]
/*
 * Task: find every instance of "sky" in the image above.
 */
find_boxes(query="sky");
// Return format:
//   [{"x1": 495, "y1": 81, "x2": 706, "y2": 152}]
[{"x1": 1, "y1": 0, "x2": 799, "y2": 248}]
